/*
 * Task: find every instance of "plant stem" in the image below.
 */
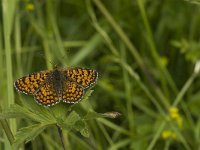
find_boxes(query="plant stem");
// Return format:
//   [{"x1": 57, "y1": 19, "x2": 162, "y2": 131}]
[
  {"x1": 0, "y1": 105, "x2": 15, "y2": 144},
  {"x1": 57, "y1": 124, "x2": 66, "y2": 150}
]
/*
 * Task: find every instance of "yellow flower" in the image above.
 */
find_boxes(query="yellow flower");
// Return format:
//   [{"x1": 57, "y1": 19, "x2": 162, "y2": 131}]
[
  {"x1": 169, "y1": 107, "x2": 183, "y2": 128},
  {"x1": 26, "y1": 3, "x2": 34, "y2": 11},
  {"x1": 169, "y1": 107, "x2": 178, "y2": 118},
  {"x1": 161, "y1": 130, "x2": 176, "y2": 140},
  {"x1": 162, "y1": 130, "x2": 171, "y2": 139}
]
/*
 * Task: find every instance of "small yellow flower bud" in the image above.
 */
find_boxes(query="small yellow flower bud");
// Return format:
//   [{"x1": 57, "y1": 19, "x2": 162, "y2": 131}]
[{"x1": 26, "y1": 3, "x2": 34, "y2": 11}]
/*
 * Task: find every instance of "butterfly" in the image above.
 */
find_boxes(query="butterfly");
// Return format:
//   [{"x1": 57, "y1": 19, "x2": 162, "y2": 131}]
[{"x1": 14, "y1": 67, "x2": 98, "y2": 106}]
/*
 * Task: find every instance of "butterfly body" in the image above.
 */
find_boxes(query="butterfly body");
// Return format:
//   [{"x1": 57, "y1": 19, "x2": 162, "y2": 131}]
[
  {"x1": 14, "y1": 67, "x2": 98, "y2": 106},
  {"x1": 49, "y1": 68, "x2": 65, "y2": 95}
]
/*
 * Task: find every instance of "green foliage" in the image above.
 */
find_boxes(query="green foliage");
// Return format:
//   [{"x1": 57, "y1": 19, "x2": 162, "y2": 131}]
[
  {"x1": 0, "y1": 90, "x2": 116, "y2": 149},
  {"x1": 1, "y1": 0, "x2": 200, "y2": 149},
  {"x1": 13, "y1": 123, "x2": 47, "y2": 148},
  {"x1": 172, "y1": 39, "x2": 200, "y2": 63}
]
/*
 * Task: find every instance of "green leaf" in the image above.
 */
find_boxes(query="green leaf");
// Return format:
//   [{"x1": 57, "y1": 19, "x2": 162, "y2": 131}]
[
  {"x1": 50, "y1": 102, "x2": 72, "y2": 120},
  {"x1": 80, "y1": 126, "x2": 90, "y2": 138},
  {"x1": 74, "y1": 120, "x2": 85, "y2": 131},
  {"x1": 0, "y1": 104, "x2": 56, "y2": 124},
  {"x1": 20, "y1": 98, "x2": 57, "y2": 123},
  {"x1": 64, "y1": 111, "x2": 80, "y2": 127},
  {"x1": 13, "y1": 123, "x2": 49, "y2": 148},
  {"x1": 74, "y1": 120, "x2": 90, "y2": 138}
]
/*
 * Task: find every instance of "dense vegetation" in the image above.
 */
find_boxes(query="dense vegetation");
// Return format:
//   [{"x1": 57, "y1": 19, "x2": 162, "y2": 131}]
[{"x1": 1, "y1": 0, "x2": 200, "y2": 149}]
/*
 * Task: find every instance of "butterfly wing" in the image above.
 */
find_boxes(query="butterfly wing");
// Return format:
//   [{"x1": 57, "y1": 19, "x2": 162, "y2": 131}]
[
  {"x1": 15, "y1": 67, "x2": 98, "y2": 106},
  {"x1": 62, "y1": 80, "x2": 84, "y2": 103},
  {"x1": 34, "y1": 82, "x2": 61, "y2": 106},
  {"x1": 63, "y1": 68, "x2": 98, "y2": 88},
  {"x1": 14, "y1": 70, "x2": 50, "y2": 95}
]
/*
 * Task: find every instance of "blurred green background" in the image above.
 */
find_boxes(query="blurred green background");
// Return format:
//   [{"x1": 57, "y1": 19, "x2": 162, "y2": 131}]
[{"x1": 1, "y1": 0, "x2": 200, "y2": 149}]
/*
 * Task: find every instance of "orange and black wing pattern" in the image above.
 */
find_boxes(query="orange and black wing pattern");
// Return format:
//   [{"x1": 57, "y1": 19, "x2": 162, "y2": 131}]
[
  {"x1": 62, "y1": 80, "x2": 84, "y2": 103},
  {"x1": 63, "y1": 68, "x2": 98, "y2": 88},
  {"x1": 34, "y1": 82, "x2": 61, "y2": 106},
  {"x1": 14, "y1": 67, "x2": 98, "y2": 106},
  {"x1": 14, "y1": 70, "x2": 50, "y2": 95}
]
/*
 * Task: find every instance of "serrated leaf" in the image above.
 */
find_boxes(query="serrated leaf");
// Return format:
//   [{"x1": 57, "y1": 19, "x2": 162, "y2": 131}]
[
  {"x1": 21, "y1": 97, "x2": 57, "y2": 123},
  {"x1": 0, "y1": 104, "x2": 40, "y2": 121},
  {"x1": 0, "y1": 104, "x2": 56, "y2": 124},
  {"x1": 74, "y1": 120, "x2": 90, "y2": 138},
  {"x1": 50, "y1": 102, "x2": 72, "y2": 120},
  {"x1": 80, "y1": 127, "x2": 90, "y2": 138},
  {"x1": 64, "y1": 111, "x2": 80, "y2": 127},
  {"x1": 74, "y1": 120, "x2": 85, "y2": 131},
  {"x1": 12, "y1": 123, "x2": 49, "y2": 148}
]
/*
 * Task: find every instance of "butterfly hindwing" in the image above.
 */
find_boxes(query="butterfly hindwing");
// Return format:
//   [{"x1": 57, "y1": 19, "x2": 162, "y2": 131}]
[
  {"x1": 62, "y1": 80, "x2": 84, "y2": 103},
  {"x1": 34, "y1": 82, "x2": 61, "y2": 106}
]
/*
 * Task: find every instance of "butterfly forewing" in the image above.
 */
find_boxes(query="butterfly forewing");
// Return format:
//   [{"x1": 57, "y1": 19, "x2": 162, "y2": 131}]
[
  {"x1": 63, "y1": 68, "x2": 98, "y2": 88},
  {"x1": 14, "y1": 71, "x2": 50, "y2": 95},
  {"x1": 62, "y1": 80, "x2": 84, "y2": 103}
]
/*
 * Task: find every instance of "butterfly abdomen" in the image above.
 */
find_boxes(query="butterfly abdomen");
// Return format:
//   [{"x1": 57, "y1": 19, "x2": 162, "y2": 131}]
[{"x1": 50, "y1": 69, "x2": 64, "y2": 95}]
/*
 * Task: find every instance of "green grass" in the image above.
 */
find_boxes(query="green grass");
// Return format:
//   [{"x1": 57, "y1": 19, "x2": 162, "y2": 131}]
[{"x1": 1, "y1": 0, "x2": 200, "y2": 149}]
